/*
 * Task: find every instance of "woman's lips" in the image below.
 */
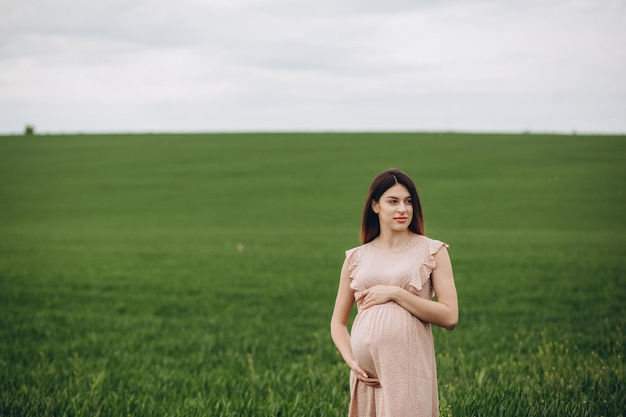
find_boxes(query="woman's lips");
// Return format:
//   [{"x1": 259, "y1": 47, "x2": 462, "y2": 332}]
[{"x1": 394, "y1": 217, "x2": 408, "y2": 223}]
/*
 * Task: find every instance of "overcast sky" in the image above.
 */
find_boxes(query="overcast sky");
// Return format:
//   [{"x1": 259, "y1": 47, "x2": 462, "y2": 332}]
[{"x1": 1, "y1": 0, "x2": 625, "y2": 134}]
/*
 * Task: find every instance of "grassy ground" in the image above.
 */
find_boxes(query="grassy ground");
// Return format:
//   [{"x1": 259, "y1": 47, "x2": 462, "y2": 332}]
[{"x1": 1, "y1": 132, "x2": 624, "y2": 416}]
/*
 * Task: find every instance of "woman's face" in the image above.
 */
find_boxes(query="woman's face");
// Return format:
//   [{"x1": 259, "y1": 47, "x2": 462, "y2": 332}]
[{"x1": 372, "y1": 183, "x2": 413, "y2": 233}]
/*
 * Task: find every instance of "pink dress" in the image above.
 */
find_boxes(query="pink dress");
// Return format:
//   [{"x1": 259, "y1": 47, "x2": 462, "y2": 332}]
[{"x1": 346, "y1": 234, "x2": 448, "y2": 417}]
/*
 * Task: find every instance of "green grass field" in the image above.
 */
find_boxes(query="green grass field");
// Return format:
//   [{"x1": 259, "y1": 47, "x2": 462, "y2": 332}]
[{"x1": 1, "y1": 132, "x2": 624, "y2": 416}]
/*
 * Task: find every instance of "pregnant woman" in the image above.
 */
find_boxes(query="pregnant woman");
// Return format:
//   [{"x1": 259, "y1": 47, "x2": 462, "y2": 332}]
[{"x1": 330, "y1": 168, "x2": 459, "y2": 417}]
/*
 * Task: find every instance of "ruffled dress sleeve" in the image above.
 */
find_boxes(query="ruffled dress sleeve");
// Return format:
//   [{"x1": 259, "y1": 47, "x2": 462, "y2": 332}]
[
  {"x1": 409, "y1": 238, "x2": 449, "y2": 298},
  {"x1": 345, "y1": 246, "x2": 365, "y2": 294},
  {"x1": 425, "y1": 239, "x2": 449, "y2": 270}
]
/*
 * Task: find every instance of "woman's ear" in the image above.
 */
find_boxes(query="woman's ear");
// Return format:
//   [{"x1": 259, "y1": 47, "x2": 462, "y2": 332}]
[{"x1": 371, "y1": 199, "x2": 379, "y2": 214}]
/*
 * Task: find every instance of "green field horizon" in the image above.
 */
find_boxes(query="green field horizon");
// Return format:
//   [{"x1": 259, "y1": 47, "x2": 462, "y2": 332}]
[{"x1": 1, "y1": 132, "x2": 624, "y2": 416}]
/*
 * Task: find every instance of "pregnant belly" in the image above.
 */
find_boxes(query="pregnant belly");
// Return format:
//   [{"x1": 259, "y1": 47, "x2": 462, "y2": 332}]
[{"x1": 350, "y1": 302, "x2": 427, "y2": 379}]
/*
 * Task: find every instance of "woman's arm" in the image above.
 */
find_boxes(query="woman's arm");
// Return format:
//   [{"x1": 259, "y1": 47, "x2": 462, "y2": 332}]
[
  {"x1": 356, "y1": 246, "x2": 458, "y2": 330},
  {"x1": 330, "y1": 258, "x2": 380, "y2": 385}
]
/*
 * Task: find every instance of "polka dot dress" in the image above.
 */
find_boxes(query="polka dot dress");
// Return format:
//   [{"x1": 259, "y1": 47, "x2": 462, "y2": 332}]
[{"x1": 346, "y1": 235, "x2": 448, "y2": 417}]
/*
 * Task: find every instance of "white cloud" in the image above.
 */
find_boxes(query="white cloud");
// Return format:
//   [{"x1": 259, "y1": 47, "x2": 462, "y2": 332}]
[{"x1": 0, "y1": 0, "x2": 624, "y2": 133}]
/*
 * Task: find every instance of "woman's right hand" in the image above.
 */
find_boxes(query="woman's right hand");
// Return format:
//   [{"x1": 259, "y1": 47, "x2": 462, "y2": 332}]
[{"x1": 349, "y1": 359, "x2": 381, "y2": 387}]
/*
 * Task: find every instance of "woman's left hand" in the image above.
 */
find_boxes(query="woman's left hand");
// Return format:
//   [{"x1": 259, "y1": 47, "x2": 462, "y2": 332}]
[{"x1": 356, "y1": 285, "x2": 398, "y2": 309}]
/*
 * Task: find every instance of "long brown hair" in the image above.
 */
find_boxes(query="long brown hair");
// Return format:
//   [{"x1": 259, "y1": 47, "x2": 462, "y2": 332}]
[{"x1": 361, "y1": 168, "x2": 424, "y2": 244}]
